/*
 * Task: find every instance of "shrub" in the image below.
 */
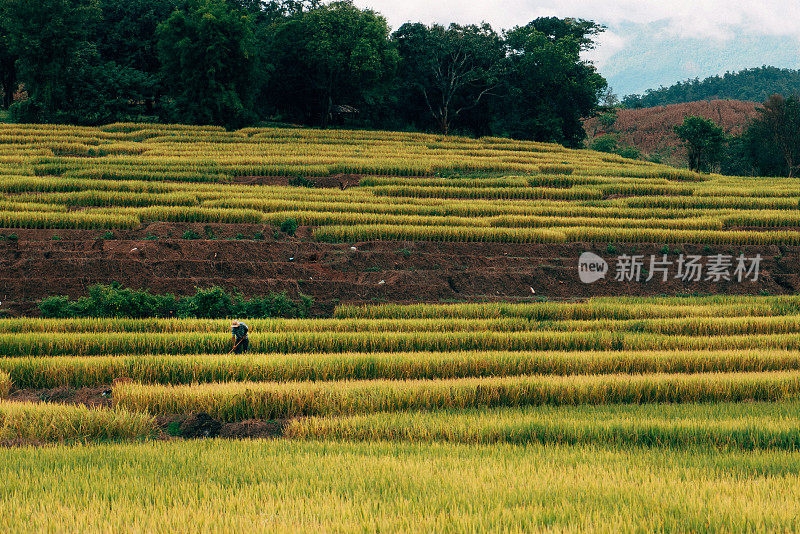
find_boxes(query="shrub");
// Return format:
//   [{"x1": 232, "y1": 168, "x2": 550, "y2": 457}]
[
  {"x1": 289, "y1": 176, "x2": 315, "y2": 188},
  {"x1": 181, "y1": 286, "x2": 233, "y2": 319},
  {"x1": 280, "y1": 217, "x2": 299, "y2": 236},
  {"x1": 39, "y1": 296, "x2": 73, "y2": 318},
  {"x1": 38, "y1": 284, "x2": 313, "y2": 319}
]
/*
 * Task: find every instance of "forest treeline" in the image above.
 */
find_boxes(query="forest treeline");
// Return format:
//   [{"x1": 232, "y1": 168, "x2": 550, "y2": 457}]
[
  {"x1": 0, "y1": 0, "x2": 608, "y2": 147},
  {"x1": 623, "y1": 66, "x2": 800, "y2": 109}
]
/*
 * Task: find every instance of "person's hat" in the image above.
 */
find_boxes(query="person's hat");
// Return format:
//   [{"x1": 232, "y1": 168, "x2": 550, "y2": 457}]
[{"x1": 231, "y1": 320, "x2": 240, "y2": 327}]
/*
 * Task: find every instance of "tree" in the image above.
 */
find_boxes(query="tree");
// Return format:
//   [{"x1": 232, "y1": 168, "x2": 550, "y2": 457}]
[
  {"x1": 757, "y1": 94, "x2": 800, "y2": 177},
  {"x1": 0, "y1": 32, "x2": 15, "y2": 109},
  {"x1": 673, "y1": 116, "x2": 726, "y2": 172},
  {"x1": 97, "y1": 0, "x2": 176, "y2": 75},
  {"x1": 259, "y1": 0, "x2": 321, "y2": 22},
  {"x1": 622, "y1": 66, "x2": 800, "y2": 109},
  {"x1": 156, "y1": 0, "x2": 256, "y2": 127},
  {"x1": 265, "y1": 1, "x2": 397, "y2": 128},
  {"x1": 1, "y1": 0, "x2": 101, "y2": 120},
  {"x1": 590, "y1": 134, "x2": 619, "y2": 153},
  {"x1": 497, "y1": 18, "x2": 607, "y2": 147},
  {"x1": 393, "y1": 22, "x2": 503, "y2": 135}
]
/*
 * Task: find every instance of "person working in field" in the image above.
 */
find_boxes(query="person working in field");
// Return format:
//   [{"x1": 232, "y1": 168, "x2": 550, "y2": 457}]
[{"x1": 230, "y1": 320, "x2": 249, "y2": 353}]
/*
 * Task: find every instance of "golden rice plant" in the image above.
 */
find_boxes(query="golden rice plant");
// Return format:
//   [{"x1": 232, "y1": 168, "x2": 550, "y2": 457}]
[
  {"x1": 7, "y1": 350, "x2": 800, "y2": 389},
  {"x1": 0, "y1": 370, "x2": 9, "y2": 398},
  {"x1": 287, "y1": 402, "x2": 800, "y2": 450},
  {"x1": 313, "y1": 224, "x2": 568, "y2": 243},
  {"x1": 113, "y1": 371, "x2": 800, "y2": 420},
  {"x1": 0, "y1": 210, "x2": 140, "y2": 229},
  {"x1": 0, "y1": 401, "x2": 156, "y2": 443}
]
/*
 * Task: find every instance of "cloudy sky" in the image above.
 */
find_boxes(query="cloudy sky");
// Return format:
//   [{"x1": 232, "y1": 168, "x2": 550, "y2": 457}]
[{"x1": 352, "y1": 0, "x2": 800, "y2": 96}]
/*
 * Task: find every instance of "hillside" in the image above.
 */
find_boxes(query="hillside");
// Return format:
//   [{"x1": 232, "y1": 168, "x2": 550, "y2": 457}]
[
  {"x1": 584, "y1": 100, "x2": 761, "y2": 166},
  {"x1": 0, "y1": 122, "x2": 799, "y2": 315},
  {"x1": 622, "y1": 66, "x2": 800, "y2": 108},
  {"x1": 3, "y1": 123, "x2": 800, "y2": 531}
]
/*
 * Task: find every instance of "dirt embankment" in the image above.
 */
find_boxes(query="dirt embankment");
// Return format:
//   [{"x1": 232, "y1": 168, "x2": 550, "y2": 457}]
[{"x1": 0, "y1": 222, "x2": 797, "y2": 316}]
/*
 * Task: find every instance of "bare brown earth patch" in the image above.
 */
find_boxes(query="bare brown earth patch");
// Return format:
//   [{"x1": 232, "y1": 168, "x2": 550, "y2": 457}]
[
  {"x1": 0, "y1": 223, "x2": 798, "y2": 316},
  {"x1": 156, "y1": 414, "x2": 290, "y2": 440},
  {"x1": 7, "y1": 386, "x2": 113, "y2": 407},
  {"x1": 584, "y1": 99, "x2": 760, "y2": 165}
]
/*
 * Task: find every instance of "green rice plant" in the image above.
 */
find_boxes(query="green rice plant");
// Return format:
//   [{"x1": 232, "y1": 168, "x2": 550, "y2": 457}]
[
  {"x1": 372, "y1": 185, "x2": 602, "y2": 201},
  {"x1": 137, "y1": 206, "x2": 263, "y2": 224},
  {"x1": 17, "y1": 189, "x2": 200, "y2": 208},
  {"x1": 541, "y1": 315, "x2": 800, "y2": 336},
  {"x1": 113, "y1": 371, "x2": 800, "y2": 420},
  {"x1": 722, "y1": 211, "x2": 800, "y2": 228},
  {"x1": 333, "y1": 296, "x2": 800, "y2": 321},
  {"x1": 596, "y1": 182, "x2": 695, "y2": 197},
  {"x1": 623, "y1": 195, "x2": 800, "y2": 210}
]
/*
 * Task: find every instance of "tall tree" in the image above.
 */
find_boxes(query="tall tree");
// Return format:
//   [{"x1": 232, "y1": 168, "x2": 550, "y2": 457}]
[
  {"x1": 1, "y1": 0, "x2": 101, "y2": 120},
  {"x1": 156, "y1": 0, "x2": 256, "y2": 127},
  {"x1": 0, "y1": 32, "x2": 15, "y2": 109},
  {"x1": 673, "y1": 116, "x2": 726, "y2": 172},
  {"x1": 498, "y1": 18, "x2": 607, "y2": 147},
  {"x1": 97, "y1": 0, "x2": 176, "y2": 75},
  {"x1": 393, "y1": 22, "x2": 503, "y2": 135},
  {"x1": 266, "y1": 1, "x2": 397, "y2": 128},
  {"x1": 757, "y1": 94, "x2": 800, "y2": 177}
]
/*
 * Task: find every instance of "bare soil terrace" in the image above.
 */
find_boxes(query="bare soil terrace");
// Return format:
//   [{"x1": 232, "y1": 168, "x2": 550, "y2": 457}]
[{"x1": 0, "y1": 222, "x2": 797, "y2": 316}]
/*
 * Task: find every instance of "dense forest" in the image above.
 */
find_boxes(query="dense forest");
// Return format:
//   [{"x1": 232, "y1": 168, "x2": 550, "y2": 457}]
[
  {"x1": 622, "y1": 66, "x2": 800, "y2": 109},
  {"x1": 0, "y1": 0, "x2": 608, "y2": 147}
]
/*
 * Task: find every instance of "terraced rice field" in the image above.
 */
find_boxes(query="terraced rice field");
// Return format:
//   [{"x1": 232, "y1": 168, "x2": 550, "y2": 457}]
[
  {"x1": 2, "y1": 124, "x2": 799, "y2": 530},
  {"x1": 2, "y1": 296, "x2": 800, "y2": 531},
  {"x1": 0, "y1": 123, "x2": 798, "y2": 245}
]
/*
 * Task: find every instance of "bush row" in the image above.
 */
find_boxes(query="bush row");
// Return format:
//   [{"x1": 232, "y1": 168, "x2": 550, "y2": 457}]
[{"x1": 39, "y1": 284, "x2": 313, "y2": 319}]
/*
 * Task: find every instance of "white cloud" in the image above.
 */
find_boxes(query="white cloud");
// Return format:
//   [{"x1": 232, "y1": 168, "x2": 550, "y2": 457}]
[
  {"x1": 354, "y1": 0, "x2": 800, "y2": 40},
  {"x1": 583, "y1": 29, "x2": 627, "y2": 69},
  {"x1": 352, "y1": 0, "x2": 800, "y2": 94}
]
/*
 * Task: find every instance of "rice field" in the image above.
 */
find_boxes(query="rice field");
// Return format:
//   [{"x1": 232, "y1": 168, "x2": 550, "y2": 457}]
[
  {"x1": 0, "y1": 123, "x2": 798, "y2": 244},
  {"x1": 2, "y1": 123, "x2": 800, "y2": 530},
  {"x1": 2, "y1": 297, "x2": 800, "y2": 529},
  {"x1": 6, "y1": 440, "x2": 800, "y2": 532}
]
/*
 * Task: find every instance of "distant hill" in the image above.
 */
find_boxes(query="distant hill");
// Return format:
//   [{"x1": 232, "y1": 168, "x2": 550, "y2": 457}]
[
  {"x1": 622, "y1": 66, "x2": 800, "y2": 108},
  {"x1": 584, "y1": 100, "x2": 760, "y2": 166}
]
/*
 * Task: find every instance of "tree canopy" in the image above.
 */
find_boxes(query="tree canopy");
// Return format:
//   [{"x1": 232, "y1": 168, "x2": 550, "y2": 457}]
[
  {"x1": 673, "y1": 116, "x2": 726, "y2": 172},
  {"x1": 623, "y1": 66, "x2": 800, "y2": 109},
  {"x1": 0, "y1": 0, "x2": 608, "y2": 146}
]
